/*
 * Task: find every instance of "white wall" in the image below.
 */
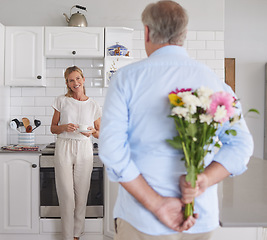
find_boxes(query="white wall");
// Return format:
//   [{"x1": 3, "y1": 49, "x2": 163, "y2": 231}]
[
  {"x1": 225, "y1": 0, "x2": 267, "y2": 158},
  {"x1": 0, "y1": 0, "x2": 224, "y2": 30}
]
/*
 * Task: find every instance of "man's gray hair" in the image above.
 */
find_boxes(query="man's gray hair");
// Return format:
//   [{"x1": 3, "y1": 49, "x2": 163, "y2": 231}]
[{"x1": 142, "y1": 0, "x2": 188, "y2": 46}]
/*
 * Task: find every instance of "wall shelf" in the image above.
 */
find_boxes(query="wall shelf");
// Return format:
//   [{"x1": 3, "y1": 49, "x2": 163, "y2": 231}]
[{"x1": 104, "y1": 27, "x2": 134, "y2": 87}]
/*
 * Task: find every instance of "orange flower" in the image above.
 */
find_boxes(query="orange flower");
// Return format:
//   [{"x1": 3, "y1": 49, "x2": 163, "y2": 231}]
[{"x1": 168, "y1": 93, "x2": 184, "y2": 106}]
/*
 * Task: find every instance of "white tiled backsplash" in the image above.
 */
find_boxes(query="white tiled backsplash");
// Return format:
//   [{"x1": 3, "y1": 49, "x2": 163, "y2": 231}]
[{"x1": 9, "y1": 30, "x2": 224, "y2": 145}]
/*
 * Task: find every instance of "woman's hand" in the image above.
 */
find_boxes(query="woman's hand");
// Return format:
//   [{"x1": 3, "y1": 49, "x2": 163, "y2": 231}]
[
  {"x1": 64, "y1": 123, "x2": 79, "y2": 132},
  {"x1": 80, "y1": 126, "x2": 96, "y2": 137},
  {"x1": 51, "y1": 110, "x2": 79, "y2": 135}
]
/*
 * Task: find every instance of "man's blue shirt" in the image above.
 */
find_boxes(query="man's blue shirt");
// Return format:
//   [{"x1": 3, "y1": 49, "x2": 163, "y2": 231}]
[{"x1": 99, "y1": 45, "x2": 253, "y2": 235}]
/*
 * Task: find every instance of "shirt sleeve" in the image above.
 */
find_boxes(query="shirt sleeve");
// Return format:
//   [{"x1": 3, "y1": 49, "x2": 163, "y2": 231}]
[
  {"x1": 99, "y1": 71, "x2": 140, "y2": 182},
  {"x1": 52, "y1": 95, "x2": 62, "y2": 112},
  {"x1": 213, "y1": 100, "x2": 254, "y2": 176}
]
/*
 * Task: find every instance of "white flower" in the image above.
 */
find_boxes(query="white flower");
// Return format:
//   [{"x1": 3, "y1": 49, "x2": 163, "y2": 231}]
[
  {"x1": 189, "y1": 117, "x2": 197, "y2": 123},
  {"x1": 199, "y1": 96, "x2": 212, "y2": 110},
  {"x1": 171, "y1": 106, "x2": 189, "y2": 118},
  {"x1": 180, "y1": 94, "x2": 201, "y2": 114},
  {"x1": 214, "y1": 105, "x2": 227, "y2": 122},
  {"x1": 177, "y1": 91, "x2": 192, "y2": 98},
  {"x1": 199, "y1": 114, "x2": 213, "y2": 124},
  {"x1": 197, "y1": 87, "x2": 213, "y2": 110},
  {"x1": 197, "y1": 86, "x2": 214, "y2": 98}
]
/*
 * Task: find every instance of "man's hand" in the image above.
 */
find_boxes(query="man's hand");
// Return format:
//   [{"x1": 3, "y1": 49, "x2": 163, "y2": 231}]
[
  {"x1": 179, "y1": 174, "x2": 209, "y2": 204},
  {"x1": 120, "y1": 175, "x2": 197, "y2": 232},
  {"x1": 180, "y1": 161, "x2": 231, "y2": 204},
  {"x1": 154, "y1": 196, "x2": 198, "y2": 232}
]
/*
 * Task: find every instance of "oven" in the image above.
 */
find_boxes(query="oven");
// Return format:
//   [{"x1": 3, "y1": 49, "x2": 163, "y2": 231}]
[{"x1": 40, "y1": 142, "x2": 103, "y2": 218}]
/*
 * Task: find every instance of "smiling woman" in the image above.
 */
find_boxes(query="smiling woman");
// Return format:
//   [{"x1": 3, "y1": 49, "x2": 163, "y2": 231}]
[{"x1": 50, "y1": 65, "x2": 101, "y2": 240}]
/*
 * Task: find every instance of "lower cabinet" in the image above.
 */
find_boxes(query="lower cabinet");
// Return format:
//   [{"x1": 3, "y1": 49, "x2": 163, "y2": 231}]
[
  {"x1": 104, "y1": 167, "x2": 119, "y2": 238},
  {"x1": 212, "y1": 227, "x2": 266, "y2": 240},
  {"x1": 0, "y1": 153, "x2": 40, "y2": 234}
]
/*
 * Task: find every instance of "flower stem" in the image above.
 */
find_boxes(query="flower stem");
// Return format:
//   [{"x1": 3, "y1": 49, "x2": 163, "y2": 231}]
[
  {"x1": 184, "y1": 199, "x2": 194, "y2": 219},
  {"x1": 182, "y1": 142, "x2": 190, "y2": 167}
]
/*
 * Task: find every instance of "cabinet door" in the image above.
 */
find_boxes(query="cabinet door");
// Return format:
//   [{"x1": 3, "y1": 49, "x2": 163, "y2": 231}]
[
  {"x1": 212, "y1": 227, "x2": 263, "y2": 240},
  {"x1": 0, "y1": 154, "x2": 40, "y2": 234},
  {"x1": 5, "y1": 27, "x2": 45, "y2": 86},
  {"x1": 0, "y1": 23, "x2": 4, "y2": 86},
  {"x1": 104, "y1": 167, "x2": 118, "y2": 238},
  {"x1": 45, "y1": 27, "x2": 104, "y2": 58}
]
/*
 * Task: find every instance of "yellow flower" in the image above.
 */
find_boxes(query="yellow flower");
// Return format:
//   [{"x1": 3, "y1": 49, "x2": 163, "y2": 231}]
[{"x1": 168, "y1": 93, "x2": 184, "y2": 106}]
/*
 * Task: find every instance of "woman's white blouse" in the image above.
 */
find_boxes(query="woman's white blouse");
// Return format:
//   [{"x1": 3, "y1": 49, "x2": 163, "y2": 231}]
[{"x1": 52, "y1": 95, "x2": 101, "y2": 140}]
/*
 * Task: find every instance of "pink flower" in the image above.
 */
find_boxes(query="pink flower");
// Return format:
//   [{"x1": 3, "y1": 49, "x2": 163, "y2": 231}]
[
  {"x1": 208, "y1": 92, "x2": 235, "y2": 123},
  {"x1": 169, "y1": 88, "x2": 193, "y2": 94}
]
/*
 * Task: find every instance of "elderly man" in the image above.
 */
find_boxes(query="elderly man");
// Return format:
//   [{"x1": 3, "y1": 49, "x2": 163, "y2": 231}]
[{"x1": 99, "y1": 1, "x2": 253, "y2": 240}]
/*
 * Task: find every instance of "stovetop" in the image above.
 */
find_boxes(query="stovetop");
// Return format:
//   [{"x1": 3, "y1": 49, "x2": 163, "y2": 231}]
[{"x1": 41, "y1": 142, "x2": 99, "y2": 156}]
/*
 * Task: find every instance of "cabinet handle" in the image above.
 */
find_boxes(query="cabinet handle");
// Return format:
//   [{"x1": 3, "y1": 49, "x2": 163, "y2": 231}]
[
  {"x1": 37, "y1": 75, "x2": 42, "y2": 79},
  {"x1": 72, "y1": 50, "x2": 76, "y2": 55},
  {"x1": 32, "y1": 164, "x2": 37, "y2": 168}
]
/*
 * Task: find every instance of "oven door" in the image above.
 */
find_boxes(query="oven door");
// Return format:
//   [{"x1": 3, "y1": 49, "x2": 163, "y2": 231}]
[{"x1": 40, "y1": 166, "x2": 104, "y2": 218}]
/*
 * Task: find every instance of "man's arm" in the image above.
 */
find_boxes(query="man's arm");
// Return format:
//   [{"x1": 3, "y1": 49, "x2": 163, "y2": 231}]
[{"x1": 120, "y1": 174, "x2": 197, "y2": 232}]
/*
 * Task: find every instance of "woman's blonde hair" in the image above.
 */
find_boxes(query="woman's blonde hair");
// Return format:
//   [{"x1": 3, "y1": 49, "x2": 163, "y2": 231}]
[
  {"x1": 142, "y1": 0, "x2": 188, "y2": 46},
  {"x1": 64, "y1": 66, "x2": 86, "y2": 97}
]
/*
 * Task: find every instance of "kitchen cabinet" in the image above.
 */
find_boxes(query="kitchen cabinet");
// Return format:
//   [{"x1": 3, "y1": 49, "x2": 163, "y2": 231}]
[
  {"x1": 5, "y1": 27, "x2": 46, "y2": 86},
  {"x1": 45, "y1": 27, "x2": 104, "y2": 58},
  {"x1": 104, "y1": 27, "x2": 134, "y2": 87},
  {"x1": 211, "y1": 227, "x2": 264, "y2": 240},
  {"x1": 0, "y1": 153, "x2": 40, "y2": 234},
  {"x1": 0, "y1": 23, "x2": 4, "y2": 86},
  {"x1": 104, "y1": 167, "x2": 119, "y2": 238}
]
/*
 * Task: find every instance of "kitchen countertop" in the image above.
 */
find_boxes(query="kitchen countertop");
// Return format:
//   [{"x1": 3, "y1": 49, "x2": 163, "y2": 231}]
[
  {"x1": 219, "y1": 156, "x2": 267, "y2": 227},
  {"x1": 0, "y1": 144, "x2": 46, "y2": 153}
]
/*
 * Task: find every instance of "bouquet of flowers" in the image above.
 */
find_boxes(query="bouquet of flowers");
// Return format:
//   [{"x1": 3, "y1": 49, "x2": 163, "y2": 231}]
[{"x1": 166, "y1": 86, "x2": 241, "y2": 219}]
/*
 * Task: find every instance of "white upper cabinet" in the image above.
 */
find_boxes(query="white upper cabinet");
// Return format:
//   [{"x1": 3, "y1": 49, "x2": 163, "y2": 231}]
[
  {"x1": 45, "y1": 27, "x2": 104, "y2": 58},
  {"x1": 0, "y1": 23, "x2": 4, "y2": 86},
  {"x1": 5, "y1": 27, "x2": 46, "y2": 86}
]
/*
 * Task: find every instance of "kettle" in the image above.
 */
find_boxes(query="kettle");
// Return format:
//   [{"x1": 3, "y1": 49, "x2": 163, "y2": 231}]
[{"x1": 63, "y1": 5, "x2": 88, "y2": 27}]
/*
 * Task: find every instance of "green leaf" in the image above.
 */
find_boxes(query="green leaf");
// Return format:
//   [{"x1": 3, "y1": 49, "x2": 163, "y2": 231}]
[
  {"x1": 186, "y1": 165, "x2": 197, "y2": 188},
  {"x1": 214, "y1": 142, "x2": 221, "y2": 148},
  {"x1": 187, "y1": 123, "x2": 197, "y2": 137},
  {"x1": 225, "y1": 129, "x2": 237, "y2": 136},
  {"x1": 166, "y1": 139, "x2": 183, "y2": 149},
  {"x1": 247, "y1": 108, "x2": 260, "y2": 115}
]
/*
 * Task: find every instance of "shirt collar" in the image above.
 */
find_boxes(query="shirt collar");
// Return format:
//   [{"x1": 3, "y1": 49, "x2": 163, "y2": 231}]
[{"x1": 149, "y1": 45, "x2": 188, "y2": 58}]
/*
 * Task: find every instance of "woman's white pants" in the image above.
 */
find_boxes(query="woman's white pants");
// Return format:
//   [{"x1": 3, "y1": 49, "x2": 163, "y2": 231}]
[{"x1": 54, "y1": 138, "x2": 93, "y2": 240}]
